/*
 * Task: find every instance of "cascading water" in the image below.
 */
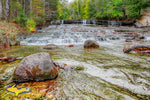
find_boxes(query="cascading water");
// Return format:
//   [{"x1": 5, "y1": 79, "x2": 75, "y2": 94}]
[
  {"x1": 92, "y1": 20, "x2": 96, "y2": 25},
  {"x1": 108, "y1": 21, "x2": 116, "y2": 26},
  {"x1": 21, "y1": 24, "x2": 148, "y2": 45},
  {"x1": 82, "y1": 19, "x2": 87, "y2": 25},
  {"x1": 61, "y1": 20, "x2": 64, "y2": 25},
  {"x1": 50, "y1": 21, "x2": 54, "y2": 25},
  {"x1": 108, "y1": 21, "x2": 122, "y2": 27},
  {"x1": 21, "y1": 25, "x2": 122, "y2": 45}
]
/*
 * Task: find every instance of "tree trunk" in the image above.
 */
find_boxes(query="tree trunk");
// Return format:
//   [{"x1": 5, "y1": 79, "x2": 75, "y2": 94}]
[
  {"x1": 43, "y1": 0, "x2": 45, "y2": 14},
  {"x1": 30, "y1": 0, "x2": 32, "y2": 17},
  {"x1": 23, "y1": 0, "x2": 25, "y2": 14},
  {"x1": 0, "y1": 0, "x2": 2, "y2": 20},
  {"x1": 5, "y1": 0, "x2": 9, "y2": 21}
]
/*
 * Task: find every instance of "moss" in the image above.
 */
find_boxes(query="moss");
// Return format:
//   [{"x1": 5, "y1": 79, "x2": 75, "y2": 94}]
[{"x1": 75, "y1": 66, "x2": 85, "y2": 71}]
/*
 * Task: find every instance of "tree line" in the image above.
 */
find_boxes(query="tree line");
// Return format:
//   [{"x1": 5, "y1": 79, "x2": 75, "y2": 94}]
[
  {"x1": 58, "y1": 0, "x2": 150, "y2": 20},
  {"x1": 0, "y1": 0, "x2": 149, "y2": 29},
  {"x1": 0, "y1": 0, "x2": 58, "y2": 32}
]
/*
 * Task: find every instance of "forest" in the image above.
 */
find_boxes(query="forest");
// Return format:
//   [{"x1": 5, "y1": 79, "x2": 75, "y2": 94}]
[
  {"x1": 58, "y1": 0, "x2": 150, "y2": 20},
  {"x1": 0, "y1": 0, "x2": 150, "y2": 25},
  {"x1": 0, "y1": 0, "x2": 58, "y2": 32}
]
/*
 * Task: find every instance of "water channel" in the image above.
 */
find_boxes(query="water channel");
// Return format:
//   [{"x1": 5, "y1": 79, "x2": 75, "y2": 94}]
[{"x1": 0, "y1": 24, "x2": 150, "y2": 100}]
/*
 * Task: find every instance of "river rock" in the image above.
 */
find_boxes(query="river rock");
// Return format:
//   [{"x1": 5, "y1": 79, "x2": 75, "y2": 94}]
[
  {"x1": 135, "y1": 7, "x2": 150, "y2": 28},
  {"x1": 84, "y1": 40, "x2": 99, "y2": 49},
  {"x1": 13, "y1": 52, "x2": 58, "y2": 82},
  {"x1": 123, "y1": 45, "x2": 150, "y2": 56}
]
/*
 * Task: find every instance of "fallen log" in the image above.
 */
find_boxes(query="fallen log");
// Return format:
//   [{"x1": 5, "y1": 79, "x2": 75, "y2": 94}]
[
  {"x1": 0, "y1": 55, "x2": 17, "y2": 63},
  {"x1": 123, "y1": 45, "x2": 150, "y2": 54}
]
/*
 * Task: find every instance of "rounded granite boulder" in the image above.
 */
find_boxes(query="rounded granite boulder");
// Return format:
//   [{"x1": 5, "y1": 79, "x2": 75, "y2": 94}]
[
  {"x1": 84, "y1": 40, "x2": 99, "y2": 49},
  {"x1": 13, "y1": 52, "x2": 58, "y2": 82}
]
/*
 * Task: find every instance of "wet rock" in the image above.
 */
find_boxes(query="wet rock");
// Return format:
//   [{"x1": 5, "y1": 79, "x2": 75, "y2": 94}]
[
  {"x1": 135, "y1": 7, "x2": 150, "y2": 28},
  {"x1": 139, "y1": 36, "x2": 145, "y2": 40},
  {"x1": 43, "y1": 44, "x2": 58, "y2": 50},
  {"x1": 123, "y1": 45, "x2": 150, "y2": 56},
  {"x1": 68, "y1": 45, "x2": 74, "y2": 47},
  {"x1": 84, "y1": 40, "x2": 99, "y2": 49},
  {"x1": 125, "y1": 39, "x2": 133, "y2": 42},
  {"x1": 53, "y1": 62, "x2": 60, "y2": 70},
  {"x1": 124, "y1": 33, "x2": 145, "y2": 41},
  {"x1": 61, "y1": 64, "x2": 74, "y2": 71},
  {"x1": 53, "y1": 62, "x2": 74, "y2": 71},
  {"x1": 0, "y1": 55, "x2": 17, "y2": 63},
  {"x1": 135, "y1": 15, "x2": 150, "y2": 28},
  {"x1": 13, "y1": 52, "x2": 58, "y2": 82}
]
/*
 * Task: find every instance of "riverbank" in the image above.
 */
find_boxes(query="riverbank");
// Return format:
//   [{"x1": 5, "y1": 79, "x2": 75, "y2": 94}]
[{"x1": 0, "y1": 21, "x2": 29, "y2": 49}]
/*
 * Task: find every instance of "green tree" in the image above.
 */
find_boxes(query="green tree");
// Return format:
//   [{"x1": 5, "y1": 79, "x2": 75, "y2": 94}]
[
  {"x1": 82, "y1": 0, "x2": 90, "y2": 19},
  {"x1": 125, "y1": 0, "x2": 149, "y2": 19},
  {"x1": 57, "y1": 2, "x2": 63, "y2": 19}
]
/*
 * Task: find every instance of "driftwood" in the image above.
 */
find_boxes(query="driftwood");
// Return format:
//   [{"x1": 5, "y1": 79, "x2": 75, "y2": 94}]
[
  {"x1": 0, "y1": 55, "x2": 17, "y2": 63},
  {"x1": 123, "y1": 45, "x2": 150, "y2": 54}
]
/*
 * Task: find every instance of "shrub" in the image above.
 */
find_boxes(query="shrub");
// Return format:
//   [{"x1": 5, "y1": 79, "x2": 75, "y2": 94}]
[
  {"x1": 17, "y1": 13, "x2": 27, "y2": 26},
  {"x1": 26, "y1": 18, "x2": 36, "y2": 33}
]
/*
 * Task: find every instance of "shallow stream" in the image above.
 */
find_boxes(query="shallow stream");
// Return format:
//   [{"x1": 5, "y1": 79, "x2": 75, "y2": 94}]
[{"x1": 0, "y1": 25, "x2": 150, "y2": 100}]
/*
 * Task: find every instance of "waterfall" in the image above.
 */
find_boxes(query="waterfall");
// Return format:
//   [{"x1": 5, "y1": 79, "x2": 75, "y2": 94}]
[
  {"x1": 20, "y1": 25, "x2": 124, "y2": 46},
  {"x1": 108, "y1": 21, "x2": 122, "y2": 27},
  {"x1": 119, "y1": 21, "x2": 122, "y2": 26},
  {"x1": 92, "y1": 20, "x2": 96, "y2": 25},
  {"x1": 82, "y1": 19, "x2": 87, "y2": 25},
  {"x1": 87, "y1": 20, "x2": 90, "y2": 24},
  {"x1": 108, "y1": 21, "x2": 116, "y2": 26},
  {"x1": 61, "y1": 20, "x2": 64, "y2": 25},
  {"x1": 50, "y1": 21, "x2": 54, "y2": 25}
]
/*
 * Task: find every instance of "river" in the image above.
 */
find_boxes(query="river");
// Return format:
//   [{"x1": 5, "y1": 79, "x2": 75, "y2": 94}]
[{"x1": 0, "y1": 24, "x2": 150, "y2": 100}]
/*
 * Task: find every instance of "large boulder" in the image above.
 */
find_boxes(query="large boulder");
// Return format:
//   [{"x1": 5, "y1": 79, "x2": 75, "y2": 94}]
[
  {"x1": 84, "y1": 40, "x2": 99, "y2": 49},
  {"x1": 13, "y1": 52, "x2": 58, "y2": 82},
  {"x1": 135, "y1": 7, "x2": 150, "y2": 28}
]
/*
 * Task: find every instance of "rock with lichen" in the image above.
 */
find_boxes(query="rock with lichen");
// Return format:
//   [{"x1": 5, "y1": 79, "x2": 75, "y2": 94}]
[{"x1": 12, "y1": 52, "x2": 58, "y2": 82}]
